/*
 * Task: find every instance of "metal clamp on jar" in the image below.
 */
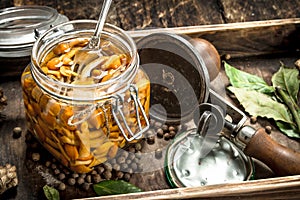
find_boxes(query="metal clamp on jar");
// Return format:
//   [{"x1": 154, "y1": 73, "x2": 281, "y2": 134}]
[{"x1": 21, "y1": 20, "x2": 150, "y2": 173}]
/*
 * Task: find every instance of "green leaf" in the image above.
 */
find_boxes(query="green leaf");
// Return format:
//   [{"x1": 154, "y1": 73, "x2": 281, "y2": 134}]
[
  {"x1": 228, "y1": 87, "x2": 293, "y2": 124},
  {"x1": 276, "y1": 121, "x2": 300, "y2": 138},
  {"x1": 224, "y1": 61, "x2": 274, "y2": 94},
  {"x1": 93, "y1": 180, "x2": 143, "y2": 196},
  {"x1": 272, "y1": 66, "x2": 299, "y2": 104},
  {"x1": 43, "y1": 185, "x2": 60, "y2": 200}
]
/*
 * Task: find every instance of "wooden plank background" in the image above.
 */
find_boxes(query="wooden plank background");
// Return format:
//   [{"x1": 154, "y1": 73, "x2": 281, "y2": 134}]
[{"x1": 1, "y1": 0, "x2": 300, "y2": 29}]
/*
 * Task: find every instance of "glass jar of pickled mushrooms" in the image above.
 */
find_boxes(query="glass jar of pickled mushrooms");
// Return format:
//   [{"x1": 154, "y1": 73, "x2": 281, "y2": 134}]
[{"x1": 21, "y1": 20, "x2": 150, "y2": 173}]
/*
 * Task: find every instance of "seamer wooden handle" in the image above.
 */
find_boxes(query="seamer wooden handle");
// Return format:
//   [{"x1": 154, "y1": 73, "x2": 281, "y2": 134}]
[{"x1": 244, "y1": 128, "x2": 300, "y2": 176}]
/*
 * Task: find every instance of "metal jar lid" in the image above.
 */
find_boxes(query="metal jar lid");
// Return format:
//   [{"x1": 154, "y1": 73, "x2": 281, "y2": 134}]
[
  {"x1": 137, "y1": 33, "x2": 210, "y2": 124},
  {"x1": 165, "y1": 129, "x2": 254, "y2": 187},
  {"x1": 0, "y1": 6, "x2": 69, "y2": 57}
]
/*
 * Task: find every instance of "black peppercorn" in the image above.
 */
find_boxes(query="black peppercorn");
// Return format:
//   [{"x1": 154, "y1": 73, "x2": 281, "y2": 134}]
[
  {"x1": 126, "y1": 159, "x2": 132, "y2": 165},
  {"x1": 164, "y1": 133, "x2": 171, "y2": 141},
  {"x1": 155, "y1": 148, "x2": 163, "y2": 159},
  {"x1": 250, "y1": 116, "x2": 257, "y2": 124},
  {"x1": 104, "y1": 163, "x2": 113, "y2": 171},
  {"x1": 67, "y1": 178, "x2": 76, "y2": 186},
  {"x1": 51, "y1": 163, "x2": 57, "y2": 170},
  {"x1": 91, "y1": 170, "x2": 98, "y2": 175},
  {"x1": 113, "y1": 163, "x2": 121, "y2": 171},
  {"x1": 58, "y1": 173, "x2": 66, "y2": 181},
  {"x1": 31, "y1": 152, "x2": 40, "y2": 162},
  {"x1": 150, "y1": 119, "x2": 155, "y2": 127},
  {"x1": 92, "y1": 174, "x2": 101, "y2": 183},
  {"x1": 265, "y1": 126, "x2": 272, "y2": 134},
  {"x1": 128, "y1": 153, "x2": 135, "y2": 160},
  {"x1": 169, "y1": 126, "x2": 177, "y2": 132},
  {"x1": 85, "y1": 175, "x2": 92, "y2": 183},
  {"x1": 45, "y1": 161, "x2": 51, "y2": 168},
  {"x1": 82, "y1": 182, "x2": 90, "y2": 191},
  {"x1": 71, "y1": 173, "x2": 79, "y2": 179},
  {"x1": 123, "y1": 173, "x2": 131, "y2": 181},
  {"x1": 147, "y1": 134, "x2": 155, "y2": 144},
  {"x1": 103, "y1": 170, "x2": 112, "y2": 180},
  {"x1": 169, "y1": 130, "x2": 176, "y2": 138},
  {"x1": 130, "y1": 162, "x2": 138, "y2": 171},
  {"x1": 154, "y1": 121, "x2": 162, "y2": 128},
  {"x1": 96, "y1": 166, "x2": 105, "y2": 174},
  {"x1": 156, "y1": 128, "x2": 164, "y2": 138},
  {"x1": 121, "y1": 163, "x2": 128, "y2": 170},
  {"x1": 76, "y1": 177, "x2": 85, "y2": 185},
  {"x1": 116, "y1": 171, "x2": 124, "y2": 179},
  {"x1": 117, "y1": 156, "x2": 126, "y2": 164},
  {"x1": 135, "y1": 143, "x2": 142, "y2": 151},
  {"x1": 161, "y1": 125, "x2": 168, "y2": 132},
  {"x1": 12, "y1": 127, "x2": 22, "y2": 139},
  {"x1": 128, "y1": 147, "x2": 136, "y2": 153},
  {"x1": 53, "y1": 169, "x2": 60, "y2": 175},
  {"x1": 58, "y1": 182, "x2": 66, "y2": 191}
]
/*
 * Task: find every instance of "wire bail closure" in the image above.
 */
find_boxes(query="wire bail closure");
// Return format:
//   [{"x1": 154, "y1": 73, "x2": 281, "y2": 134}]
[
  {"x1": 68, "y1": 84, "x2": 149, "y2": 142},
  {"x1": 112, "y1": 84, "x2": 150, "y2": 141}
]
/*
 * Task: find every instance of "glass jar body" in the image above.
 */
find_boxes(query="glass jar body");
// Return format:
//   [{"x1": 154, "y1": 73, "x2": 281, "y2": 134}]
[{"x1": 21, "y1": 21, "x2": 150, "y2": 173}]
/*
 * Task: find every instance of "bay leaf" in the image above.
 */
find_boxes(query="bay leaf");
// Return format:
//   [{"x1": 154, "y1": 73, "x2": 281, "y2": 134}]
[
  {"x1": 43, "y1": 185, "x2": 60, "y2": 200},
  {"x1": 228, "y1": 87, "x2": 293, "y2": 124},
  {"x1": 224, "y1": 61, "x2": 274, "y2": 94},
  {"x1": 276, "y1": 121, "x2": 300, "y2": 139},
  {"x1": 272, "y1": 66, "x2": 299, "y2": 104},
  {"x1": 93, "y1": 180, "x2": 143, "y2": 196}
]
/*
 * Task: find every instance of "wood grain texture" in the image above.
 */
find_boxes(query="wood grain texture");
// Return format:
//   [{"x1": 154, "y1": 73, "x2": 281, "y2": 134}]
[
  {"x1": 1, "y1": 0, "x2": 299, "y2": 30},
  {"x1": 220, "y1": 0, "x2": 300, "y2": 23},
  {"x1": 76, "y1": 175, "x2": 300, "y2": 200}
]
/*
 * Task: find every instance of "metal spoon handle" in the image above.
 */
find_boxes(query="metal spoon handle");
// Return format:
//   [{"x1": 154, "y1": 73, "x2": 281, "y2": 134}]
[{"x1": 88, "y1": 0, "x2": 113, "y2": 48}]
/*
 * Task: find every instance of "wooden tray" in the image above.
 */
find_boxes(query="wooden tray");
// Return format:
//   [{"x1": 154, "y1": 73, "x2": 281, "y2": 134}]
[{"x1": 0, "y1": 18, "x2": 300, "y2": 200}]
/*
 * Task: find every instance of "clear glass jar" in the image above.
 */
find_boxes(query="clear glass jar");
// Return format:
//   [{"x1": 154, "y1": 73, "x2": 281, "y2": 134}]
[
  {"x1": 21, "y1": 20, "x2": 150, "y2": 173},
  {"x1": 0, "y1": 6, "x2": 68, "y2": 77}
]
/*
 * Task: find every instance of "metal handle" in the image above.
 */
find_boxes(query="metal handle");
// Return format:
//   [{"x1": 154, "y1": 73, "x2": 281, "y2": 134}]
[
  {"x1": 67, "y1": 84, "x2": 149, "y2": 142},
  {"x1": 112, "y1": 84, "x2": 150, "y2": 142},
  {"x1": 88, "y1": 0, "x2": 113, "y2": 49}
]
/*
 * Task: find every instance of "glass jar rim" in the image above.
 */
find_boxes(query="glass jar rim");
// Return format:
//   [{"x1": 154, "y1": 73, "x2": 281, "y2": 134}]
[
  {"x1": 0, "y1": 5, "x2": 69, "y2": 57},
  {"x1": 31, "y1": 20, "x2": 138, "y2": 101}
]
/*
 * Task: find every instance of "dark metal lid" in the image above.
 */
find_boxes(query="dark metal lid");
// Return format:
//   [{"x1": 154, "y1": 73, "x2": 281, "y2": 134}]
[
  {"x1": 0, "y1": 6, "x2": 69, "y2": 57},
  {"x1": 137, "y1": 33, "x2": 210, "y2": 124}
]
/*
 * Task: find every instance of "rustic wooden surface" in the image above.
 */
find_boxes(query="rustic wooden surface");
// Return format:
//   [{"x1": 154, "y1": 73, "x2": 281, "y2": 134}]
[
  {"x1": 1, "y1": 0, "x2": 300, "y2": 30},
  {"x1": 0, "y1": 0, "x2": 300, "y2": 199}
]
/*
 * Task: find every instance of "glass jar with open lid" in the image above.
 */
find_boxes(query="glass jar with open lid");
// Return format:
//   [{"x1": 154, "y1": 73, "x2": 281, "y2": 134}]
[
  {"x1": 0, "y1": 6, "x2": 68, "y2": 76},
  {"x1": 21, "y1": 20, "x2": 150, "y2": 173}
]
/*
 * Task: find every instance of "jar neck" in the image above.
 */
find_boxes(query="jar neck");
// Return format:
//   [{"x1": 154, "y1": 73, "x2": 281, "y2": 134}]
[{"x1": 31, "y1": 20, "x2": 139, "y2": 102}]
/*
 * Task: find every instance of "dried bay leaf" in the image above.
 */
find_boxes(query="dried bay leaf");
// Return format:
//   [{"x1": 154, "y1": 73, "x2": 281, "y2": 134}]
[
  {"x1": 93, "y1": 180, "x2": 142, "y2": 196},
  {"x1": 224, "y1": 62, "x2": 274, "y2": 94},
  {"x1": 43, "y1": 185, "x2": 60, "y2": 200},
  {"x1": 228, "y1": 87, "x2": 293, "y2": 124},
  {"x1": 276, "y1": 121, "x2": 300, "y2": 138},
  {"x1": 272, "y1": 66, "x2": 299, "y2": 104}
]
